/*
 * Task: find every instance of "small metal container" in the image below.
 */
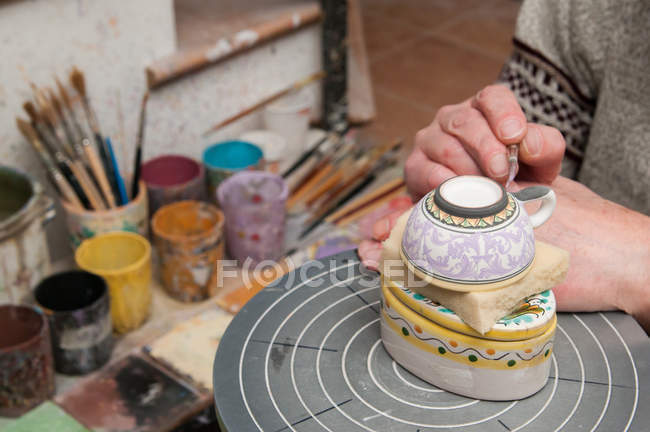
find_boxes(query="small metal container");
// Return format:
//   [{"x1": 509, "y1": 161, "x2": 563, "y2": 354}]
[{"x1": 35, "y1": 270, "x2": 113, "y2": 375}]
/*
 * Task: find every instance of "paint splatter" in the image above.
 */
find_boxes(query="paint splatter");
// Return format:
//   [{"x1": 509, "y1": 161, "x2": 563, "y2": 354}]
[
  {"x1": 234, "y1": 29, "x2": 259, "y2": 46},
  {"x1": 205, "y1": 38, "x2": 232, "y2": 62}
]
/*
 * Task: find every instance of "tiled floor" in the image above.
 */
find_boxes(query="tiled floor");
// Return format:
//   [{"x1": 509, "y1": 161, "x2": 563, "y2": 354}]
[{"x1": 358, "y1": 0, "x2": 521, "y2": 153}]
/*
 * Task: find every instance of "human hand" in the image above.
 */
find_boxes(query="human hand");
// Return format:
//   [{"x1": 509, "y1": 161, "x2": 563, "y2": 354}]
[
  {"x1": 405, "y1": 84, "x2": 566, "y2": 199},
  {"x1": 523, "y1": 177, "x2": 650, "y2": 333}
]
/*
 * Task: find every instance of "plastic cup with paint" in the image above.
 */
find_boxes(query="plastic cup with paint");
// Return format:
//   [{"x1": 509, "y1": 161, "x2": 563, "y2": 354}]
[
  {"x1": 263, "y1": 88, "x2": 312, "y2": 156},
  {"x1": 75, "y1": 232, "x2": 152, "y2": 334},
  {"x1": 239, "y1": 130, "x2": 288, "y2": 174},
  {"x1": 35, "y1": 270, "x2": 113, "y2": 375},
  {"x1": 217, "y1": 171, "x2": 288, "y2": 267},
  {"x1": 141, "y1": 154, "x2": 205, "y2": 216},
  {"x1": 203, "y1": 140, "x2": 264, "y2": 203},
  {"x1": 0, "y1": 305, "x2": 55, "y2": 417},
  {"x1": 152, "y1": 200, "x2": 225, "y2": 302}
]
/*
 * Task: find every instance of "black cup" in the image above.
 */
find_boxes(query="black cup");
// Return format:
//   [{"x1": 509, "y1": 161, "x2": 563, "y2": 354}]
[{"x1": 35, "y1": 270, "x2": 113, "y2": 375}]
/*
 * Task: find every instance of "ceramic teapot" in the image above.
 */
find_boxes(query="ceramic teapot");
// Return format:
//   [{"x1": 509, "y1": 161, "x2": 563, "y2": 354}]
[{"x1": 400, "y1": 175, "x2": 555, "y2": 291}]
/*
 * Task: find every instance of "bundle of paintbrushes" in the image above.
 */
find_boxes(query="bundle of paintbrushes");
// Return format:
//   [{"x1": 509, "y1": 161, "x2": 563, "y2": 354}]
[
  {"x1": 285, "y1": 136, "x2": 404, "y2": 238},
  {"x1": 15, "y1": 67, "x2": 148, "y2": 211}
]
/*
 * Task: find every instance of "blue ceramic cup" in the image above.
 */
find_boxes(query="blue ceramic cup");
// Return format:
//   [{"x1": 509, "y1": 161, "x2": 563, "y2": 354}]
[{"x1": 203, "y1": 140, "x2": 264, "y2": 202}]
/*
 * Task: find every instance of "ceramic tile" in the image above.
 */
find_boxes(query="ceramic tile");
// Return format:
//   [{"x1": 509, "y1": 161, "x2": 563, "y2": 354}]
[
  {"x1": 370, "y1": 35, "x2": 505, "y2": 111},
  {"x1": 360, "y1": 0, "x2": 484, "y2": 31},
  {"x1": 440, "y1": 0, "x2": 521, "y2": 59},
  {"x1": 358, "y1": 89, "x2": 436, "y2": 156},
  {"x1": 361, "y1": 10, "x2": 424, "y2": 60}
]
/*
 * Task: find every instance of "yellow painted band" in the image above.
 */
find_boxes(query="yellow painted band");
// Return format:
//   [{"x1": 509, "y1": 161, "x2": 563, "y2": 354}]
[{"x1": 381, "y1": 282, "x2": 556, "y2": 370}]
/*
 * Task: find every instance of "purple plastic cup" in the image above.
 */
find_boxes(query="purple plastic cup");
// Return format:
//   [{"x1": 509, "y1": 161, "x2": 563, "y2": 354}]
[{"x1": 217, "y1": 171, "x2": 288, "y2": 267}]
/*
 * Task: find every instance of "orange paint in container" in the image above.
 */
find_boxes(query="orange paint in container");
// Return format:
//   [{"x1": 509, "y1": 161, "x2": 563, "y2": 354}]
[
  {"x1": 152, "y1": 200, "x2": 225, "y2": 302},
  {"x1": 75, "y1": 232, "x2": 152, "y2": 333}
]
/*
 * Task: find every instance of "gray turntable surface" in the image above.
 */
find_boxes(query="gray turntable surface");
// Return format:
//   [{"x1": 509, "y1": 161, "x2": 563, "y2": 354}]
[{"x1": 214, "y1": 251, "x2": 650, "y2": 431}]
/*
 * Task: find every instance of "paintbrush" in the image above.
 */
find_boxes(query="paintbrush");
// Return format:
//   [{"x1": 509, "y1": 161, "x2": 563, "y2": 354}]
[
  {"x1": 70, "y1": 67, "x2": 121, "y2": 204},
  {"x1": 326, "y1": 177, "x2": 406, "y2": 223},
  {"x1": 68, "y1": 69, "x2": 117, "y2": 208},
  {"x1": 506, "y1": 144, "x2": 519, "y2": 189},
  {"x1": 336, "y1": 185, "x2": 407, "y2": 227},
  {"x1": 31, "y1": 85, "x2": 76, "y2": 161},
  {"x1": 202, "y1": 71, "x2": 325, "y2": 136},
  {"x1": 131, "y1": 91, "x2": 149, "y2": 200},
  {"x1": 23, "y1": 101, "x2": 94, "y2": 209},
  {"x1": 106, "y1": 137, "x2": 128, "y2": 205},
  {"x1": 16, "y1": 118, "x2": 83, "y2": 209}
]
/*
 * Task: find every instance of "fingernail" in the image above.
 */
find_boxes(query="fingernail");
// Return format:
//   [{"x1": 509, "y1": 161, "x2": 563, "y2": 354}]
[
  {"x1": 489, "y1": 154, "x2": 509, "y2": 177},
  {"x1": 499, "y1": 118, "x2": 524, "y2": 140},
  {"x1": 523, "y1": 128, "x2": 542, "y2": 156}
]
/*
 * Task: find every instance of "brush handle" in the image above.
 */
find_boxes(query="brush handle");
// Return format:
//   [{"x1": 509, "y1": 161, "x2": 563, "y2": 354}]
[
  {"x1": 131, "y1": 148, "x2": 142, "y2": 200},
  {"x1": 59, "y1": 161, "x2": 91, "y2": 209},
  {"x1": 84, "y1": 143, "x2": 116, "y2": 208},
  {"x1": 69, "y1": 160, "x2": 106, "y2": 210},
  {"x1": 106, "y1": 138, "x2": 128, "y2": 205},
  {"x1": 94, "y1": 133, "x2": 121, "y2": 202},
  {"x1": 51, "y1": 168, "x2": 83, "y2": 209}
]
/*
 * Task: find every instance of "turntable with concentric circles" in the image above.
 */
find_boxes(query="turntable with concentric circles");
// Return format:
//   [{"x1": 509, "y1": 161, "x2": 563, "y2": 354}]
[{"x1": 213, "y1": 251, "x2": 650, "y2": 431}]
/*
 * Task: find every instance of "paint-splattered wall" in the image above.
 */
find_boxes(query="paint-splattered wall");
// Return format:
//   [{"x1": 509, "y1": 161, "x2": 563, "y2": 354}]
[{"x1": 0, "y1": 0, "x2": 322, "y2": 256}]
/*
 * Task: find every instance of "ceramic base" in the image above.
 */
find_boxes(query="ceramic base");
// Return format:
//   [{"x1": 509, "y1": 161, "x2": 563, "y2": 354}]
[
  {"x1": 381, "y1": 319, "x2": 552, "y2": 400},
  {"x1": 380, "y1": 282, "x2": 555, "y2": 400}
]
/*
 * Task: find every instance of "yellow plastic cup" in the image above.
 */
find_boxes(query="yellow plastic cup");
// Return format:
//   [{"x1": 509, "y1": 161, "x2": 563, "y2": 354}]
[{"x1": 75, "y1": 232, "x2": 152, "y2": 334}]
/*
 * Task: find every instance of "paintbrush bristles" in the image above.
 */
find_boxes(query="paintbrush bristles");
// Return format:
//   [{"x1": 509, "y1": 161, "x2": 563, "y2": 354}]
[
  {"x1": 70, "y1": 67, "x2": 86, "y2": 98},
  {"x1": 55, "y1": 76, "x2": 73, "y2": 108},
  {"x1": 23, "y1": 102, "x2": 40, "y2": 124},
  {"x1": 16, "y1": 118, "x2": 39, "y2": 143}
]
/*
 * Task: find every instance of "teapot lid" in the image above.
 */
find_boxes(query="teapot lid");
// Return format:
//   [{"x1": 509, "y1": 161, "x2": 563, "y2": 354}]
[{"x1": 434, "y1": 175, "x2": 508, "y2": 218}]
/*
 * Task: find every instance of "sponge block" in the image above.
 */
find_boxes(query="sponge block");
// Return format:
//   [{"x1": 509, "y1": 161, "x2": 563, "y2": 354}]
[{"x1": 381, "y1": 209, "x2": 570, "y2": 334}]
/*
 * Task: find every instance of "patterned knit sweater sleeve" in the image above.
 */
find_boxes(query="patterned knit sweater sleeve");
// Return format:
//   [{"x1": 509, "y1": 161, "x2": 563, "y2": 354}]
[{"x1": 497, "y1": 0, "x2": 604, "y2": 178}]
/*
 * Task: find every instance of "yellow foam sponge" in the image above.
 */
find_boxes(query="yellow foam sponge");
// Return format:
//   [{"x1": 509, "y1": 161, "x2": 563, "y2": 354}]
[{"x1": 380, "y1": 209, "x2": 570, "y2": 334}]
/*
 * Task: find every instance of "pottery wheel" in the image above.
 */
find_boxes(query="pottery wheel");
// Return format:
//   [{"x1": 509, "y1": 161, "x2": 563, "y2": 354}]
[{"x1": 214, "y1": 251, "x2": 650, "y2": 431}]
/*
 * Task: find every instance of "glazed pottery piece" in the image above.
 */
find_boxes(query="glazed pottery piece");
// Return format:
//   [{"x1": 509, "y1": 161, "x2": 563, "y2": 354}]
[
  {"x1": 401, "y1": 176, "x2": 556, "y2": 291},
  {"x1": 0, "y1": 305, "x2": 55, "y2": 417},
  {"x1": 75, "y1": 232, "x2": 152, "y2": 334},
  {"x1": 385, "y1": 276, "x2": 556, "y2": 341},
  {"x1": 141, "y1": 154, "x2": 205, "y2": 216},
  {"x1": 63, "y1": 180, "x2": 148, "y2": 250},
  {"x1": 0, "y1": 166, "x2": 55, "y2": 304},
  {"x1": 217, "y1": 171, "x2": 288, "y2": 266},
  {"x1": 34, "y1": 271, "x2": 113, "y2": 375},
  {"x1": 203, "y1": 140, "x2": 264, "y2": 203},
  {"x1": 152, "y1": 200, "x2": 225, "y2": 302},
  {"x1": 380, "y1": 278, "x2": 556, "y2": 400}
]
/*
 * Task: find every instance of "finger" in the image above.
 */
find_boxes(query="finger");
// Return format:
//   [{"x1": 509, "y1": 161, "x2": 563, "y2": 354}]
[
  {"x1": 372, "y1": 209, "x2": 408, "y2": 241},
  {"x1": 415, "y1": 121, "x2": 482, "y2": 177},
  {"x1": 518, "y1": 123, "x2": 566, "y2": 183},
  {"x1": 404, "y1": 148, "x2": 456, "y2": 199},
  {"x1": 471, "y1": 84, "x2": 527, "y2": 143},
  {"x1": 358, "y1": 240, "x2": 383, "y2": 270},
  {"x1": 439, "y1": 105, "x2": 510, "y2": 182}
]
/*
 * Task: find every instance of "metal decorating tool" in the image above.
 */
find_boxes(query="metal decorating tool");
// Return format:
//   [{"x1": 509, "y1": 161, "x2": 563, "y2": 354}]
[{"x1": 506, "y1": 144, "x2": 519, "y2": 189}]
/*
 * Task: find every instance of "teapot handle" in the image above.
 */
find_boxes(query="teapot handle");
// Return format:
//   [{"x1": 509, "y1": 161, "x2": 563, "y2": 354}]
[{"x1": 512, "y1": 186, "x2": 556, "y2": 228}]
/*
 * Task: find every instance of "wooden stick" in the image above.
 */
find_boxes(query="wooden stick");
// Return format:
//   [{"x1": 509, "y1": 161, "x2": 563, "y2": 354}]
[
  {"x1": 326, "y1": 177, "x2": 405, "y2": 223},
  {"x1": 202, "y1": 71, "x2": 325, "y2": 136},
  {"x1": 336, "y1": 186, "x2": 407, "y2": 226}
]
